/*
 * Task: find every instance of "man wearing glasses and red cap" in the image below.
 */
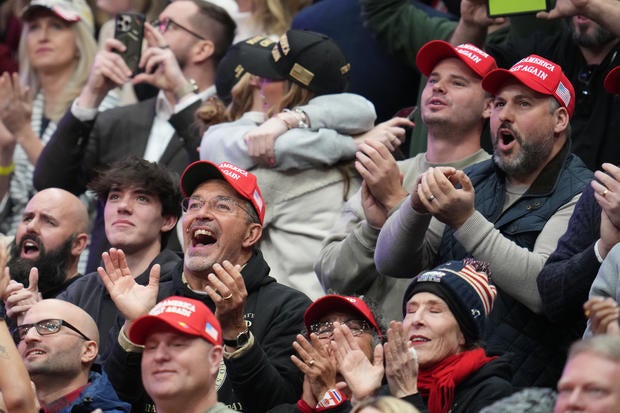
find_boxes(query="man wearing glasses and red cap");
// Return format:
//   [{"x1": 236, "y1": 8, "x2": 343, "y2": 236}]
[
  {"x1": 375, "y1": 55, "x2": 593, "y2": 387},
  {"x1": 100, "y1": 160, "x2": 311, "y2": 413}
]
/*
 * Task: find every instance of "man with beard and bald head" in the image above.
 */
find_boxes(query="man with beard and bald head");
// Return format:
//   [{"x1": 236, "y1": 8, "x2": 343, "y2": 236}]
[
  {"x1": 2, "y1": 188, "x2": 89, "y2": 322},
  {"x1": 33, "y1": 0, "x2": 236, "y2": 273},
  {"x1": 15, "y1": 299, "x2": 130, "y2": 412},
  {"x1": 375, "y1": 56, "x2": 593, "y2": 388}
]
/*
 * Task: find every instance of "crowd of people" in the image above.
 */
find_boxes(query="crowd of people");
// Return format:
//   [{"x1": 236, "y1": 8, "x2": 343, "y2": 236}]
[{"x1": 1, "y1": 0, "x2": 620, "y2": 412}]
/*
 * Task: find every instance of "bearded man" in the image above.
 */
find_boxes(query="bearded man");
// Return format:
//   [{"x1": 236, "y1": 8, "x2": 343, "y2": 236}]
[{"x1": 2, "y1": 188, "x2": 89, "y2": 321}]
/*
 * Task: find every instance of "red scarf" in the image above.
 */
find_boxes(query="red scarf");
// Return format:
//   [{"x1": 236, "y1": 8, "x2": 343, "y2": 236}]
[{"x1": 417, "y1": 348, "x2": 496, "y2": 413}]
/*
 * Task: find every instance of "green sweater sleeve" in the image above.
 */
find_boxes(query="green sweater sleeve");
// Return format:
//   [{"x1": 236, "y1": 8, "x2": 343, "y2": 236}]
[{"x1": 361, "y1": 0, "x2": 457, "y2": 67}]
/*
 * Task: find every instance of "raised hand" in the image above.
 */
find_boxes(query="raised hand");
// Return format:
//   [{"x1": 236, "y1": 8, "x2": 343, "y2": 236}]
[
  {"x1": 353, "y1": 117, "x2": 413, "y2": 153},
  {"x1": 291, "y1": 333, "x2": 338, "y2": 402},
  {"x1": 593, "y1": 164, "x2": 620, "y2": 228},
  {"x1": 97, "y1": 248, "x2": 160, "y2": 322},
  {"x1": 459, "y1": 0, "x2": 505, "y2": 29},
  {"x1": 203, "y1": 261, "x2": 248, "y2": 339},
  {"x1": 584, "y1": 297, "x2": 620, "y2": 336},
  {"x1": 536, "y1": 0, "x2": 590, "y2": 19},
  {"x1": 4, "y1": 268, "x2": 41, "y2": 324},
  {"x1": 332, "y1": 322, "x2": 384, "y2": 401},
  {"x1": 356, "y1": 140, "x2": 407, "y2": 228},
  {"x1": 133, "y1": 23, "x2": 190, "y2": 99},
  {"x1": 416, "y1": 167, "x2": 475, "y2": 229},
  {"x1": 384, "y1": 321, "x2": 418, "y2": 397},
  {"x1": 0, "y1": 268, "x2": 9, "y2": 302},
  {"x1": 77, "y1": 38, "x2": 132, "y2": 109},
  {"x1": 0, "y1": 72, "x2": 31, "y2": 137}
]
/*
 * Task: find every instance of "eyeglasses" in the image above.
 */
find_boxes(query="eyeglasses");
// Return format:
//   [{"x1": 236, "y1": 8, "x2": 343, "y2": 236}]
[
  {"x1": 152, "y1": 18, "x2": 205, "y2": 40},
  {"x1": 14, "y1": 319, "x2": 92, "y2": 343},
  {"x1": 181, "y1": 195, "x2": 250, "y2": 217},
  {"x1": 309, "y1": 319, "x2": 371, "y2": 340}
]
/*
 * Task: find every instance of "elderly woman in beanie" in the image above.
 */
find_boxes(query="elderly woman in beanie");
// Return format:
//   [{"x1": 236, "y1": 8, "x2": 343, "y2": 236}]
[{"x1": 332, "y1": 259, "x2": 513, "y2": 413}]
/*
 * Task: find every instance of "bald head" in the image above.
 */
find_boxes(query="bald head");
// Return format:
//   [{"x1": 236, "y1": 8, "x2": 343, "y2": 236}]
[
  {"x1": 18, "y1": 299, "x2": 100, "y2": 403},
  {"x1": 9, "y1": 189, "x2": 90, "y2": 292},
  {"x1": 27, "y1": 189, "x2": 89, "y2": 234}
]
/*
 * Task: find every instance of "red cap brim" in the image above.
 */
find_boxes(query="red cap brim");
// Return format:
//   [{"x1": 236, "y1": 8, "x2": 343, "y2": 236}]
[{"x1": 604, "y1": 66, "x2": 620, "y2": 96}]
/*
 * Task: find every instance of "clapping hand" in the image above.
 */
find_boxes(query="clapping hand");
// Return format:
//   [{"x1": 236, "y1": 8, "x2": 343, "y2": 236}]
[{"x1": 97, "y1": 248, "x2": 160, "y2": 322}]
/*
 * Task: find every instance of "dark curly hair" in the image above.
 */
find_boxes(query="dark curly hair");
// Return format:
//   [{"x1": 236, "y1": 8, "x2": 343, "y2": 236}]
[{"x1": 88, "y1": 157, "x2": 182, "y2": 246}]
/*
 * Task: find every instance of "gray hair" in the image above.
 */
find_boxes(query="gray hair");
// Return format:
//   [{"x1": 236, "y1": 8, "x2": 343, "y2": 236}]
[{"x1": 568, "y1": 335, "x2": 620, "y2": 362}]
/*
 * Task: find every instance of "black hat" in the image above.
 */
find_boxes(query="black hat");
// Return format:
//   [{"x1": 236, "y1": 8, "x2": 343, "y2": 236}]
[
  {"x1": 215, "y1": 35, "x2": 283, "y2": 103},
  {"x1": 269, "y1": 30, "x2": 350, "y2": 95},
  {"x1": 403, "y1": 259, "x2": 497, "y2": 344}
]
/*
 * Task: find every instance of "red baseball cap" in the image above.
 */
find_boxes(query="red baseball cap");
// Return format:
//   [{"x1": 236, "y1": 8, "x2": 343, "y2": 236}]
[
  {"x1": 604, "y1": 66, "x2": 620, "y2": 96},
  {"x1": 180, "y1": 160, "x2": 265, "y2": 224},
  {"x1": 416, "y1": 40, "x2": 497, "y2": 78},
  {"x1": 482, "y1": 54, "x2": 575, "y2": 117},
  {"x1": 129, "y1": 296, "x2": 222, "y2": 346},
  {"x1": 304, "y1": 295, "x2": 382, "y2": 339}
]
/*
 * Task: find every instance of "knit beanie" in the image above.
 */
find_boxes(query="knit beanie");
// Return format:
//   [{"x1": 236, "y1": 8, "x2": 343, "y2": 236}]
[{"x1": 403, "y1": 259, "x2": 497, "y2": 344}]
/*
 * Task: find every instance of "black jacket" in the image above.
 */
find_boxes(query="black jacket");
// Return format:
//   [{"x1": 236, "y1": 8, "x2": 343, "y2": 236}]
[
  {"x1": 403, "y1": 355, "x2": 513, "y2": 413},
  {"x1": 57, "y1": 249, "x2": 182, "y2": 357},
  {"x1": 104, "y1": 250, "x2": 311, "y2": 413}
]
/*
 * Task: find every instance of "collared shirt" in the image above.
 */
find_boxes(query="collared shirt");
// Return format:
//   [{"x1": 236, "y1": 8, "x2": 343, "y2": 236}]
[
  {"x1": 71, "y1": 85, "x2": 216, "y2": 163},
  {"x1": 41, "y1": 384, "x2": 88, "y2": 413},
  {"x1": 143, "y1": 86, "x2": 215, "y2": 161}
]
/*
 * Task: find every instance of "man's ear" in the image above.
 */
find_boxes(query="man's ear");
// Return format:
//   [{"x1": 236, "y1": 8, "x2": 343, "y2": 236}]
[
  {"x1": 482, "y1": 96, "x2": 493, "y2": 119},
  {"x1": 71, "y1": 233, "x2": 89, "y2": 257},
  {"x1": 241, "y1": 223, "x2": 262, "y2": 248},
  {"x1": 193, "y1": 39, "x2": 215, "y2": 64},
  {"x1": 208, "y1": 345, "x2": 223, "y2": 376},
  {"x1": 553, "y1": 106, "x2": 570, "y2": 134},
  {"x1": 161, "y1": 214, "x2": 178, "y2": 233},
  {"x1": 81, "y1": 340, "x2": 98, "y2": 364}
]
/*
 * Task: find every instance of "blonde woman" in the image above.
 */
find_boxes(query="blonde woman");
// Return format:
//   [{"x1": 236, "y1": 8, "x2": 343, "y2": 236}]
[{"x1": 0, "y1": 0, "x2": 117, "y2": 235}]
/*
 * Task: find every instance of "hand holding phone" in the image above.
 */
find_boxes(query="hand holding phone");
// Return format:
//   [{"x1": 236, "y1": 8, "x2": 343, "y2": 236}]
[{"x1": 114, "y1": 13, "x2": 145, "y2": 75}]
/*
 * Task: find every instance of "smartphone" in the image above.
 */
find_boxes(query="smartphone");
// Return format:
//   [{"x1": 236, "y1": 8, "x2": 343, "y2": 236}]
[
  {"x1": 487, "y1": 0, "x2": 551, "y2": 17},
  {"x1": 392, "y1": 106, "x2": 417, "y2": 160},
  {"x1": 114, "y1": 12, "x2": 145, "y2": 75}
]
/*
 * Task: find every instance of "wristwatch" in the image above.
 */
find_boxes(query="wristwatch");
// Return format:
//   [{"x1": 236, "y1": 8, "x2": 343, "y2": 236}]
[{"x1": 223, "y1": 328, "x2": 250, "y2": 348}]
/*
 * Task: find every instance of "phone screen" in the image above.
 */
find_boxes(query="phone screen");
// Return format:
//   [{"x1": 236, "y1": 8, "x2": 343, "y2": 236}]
[
  {"x1": 487, "y1": 0, "x2": 550, "y2": 17},
  {"x1": 114, "y1": 13, "x2": 145, "y2": 75}
]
